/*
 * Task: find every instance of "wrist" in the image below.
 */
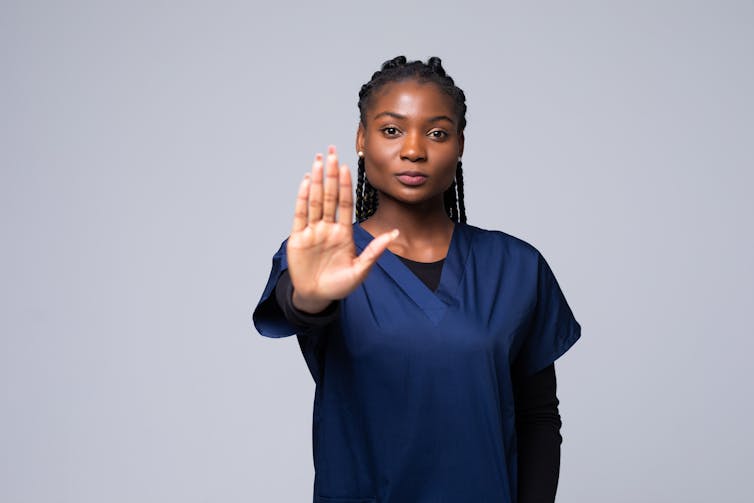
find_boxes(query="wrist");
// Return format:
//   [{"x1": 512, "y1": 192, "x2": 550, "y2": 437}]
[{"x1": 291, "y1": 289, "x2": 332, "y2": 314}]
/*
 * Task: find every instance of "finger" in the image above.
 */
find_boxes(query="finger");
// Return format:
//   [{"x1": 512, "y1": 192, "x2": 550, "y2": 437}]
[
  {"x1": 322, "y1": 145, "x2": 339, "y2": 223},
  {"x1": 291, "y1": 173, "x2": 310, "y2": 233},
  {"x1": 353, "y1": 229, "x2": 400, "y2": 278},
  {"x1": 308, "y1": 153, "x2": 324, "y2": 222},
  {"x1": 337, "y1": 163, "x2": 353, "y2": 226}
]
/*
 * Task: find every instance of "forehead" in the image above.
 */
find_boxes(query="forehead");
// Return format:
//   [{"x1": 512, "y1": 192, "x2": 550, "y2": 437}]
[{"x1": 366, "y1": 79, "x2": 456, "y2": 120}]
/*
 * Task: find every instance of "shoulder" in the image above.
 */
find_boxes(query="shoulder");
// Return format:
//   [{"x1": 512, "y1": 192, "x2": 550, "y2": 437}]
[{"x1": 461, "y1": 223, "x2": 543, "y2": 264}]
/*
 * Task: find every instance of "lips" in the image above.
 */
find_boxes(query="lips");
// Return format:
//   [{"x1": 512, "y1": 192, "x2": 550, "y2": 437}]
[{"x1": 396, "y1": 171, "x2": 428, "y2": 186}]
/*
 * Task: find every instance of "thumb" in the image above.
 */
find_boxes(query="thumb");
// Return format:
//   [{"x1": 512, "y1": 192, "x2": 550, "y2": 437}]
[{"x1": 352, "y1": 229, "x2": 400, "y2": 278}]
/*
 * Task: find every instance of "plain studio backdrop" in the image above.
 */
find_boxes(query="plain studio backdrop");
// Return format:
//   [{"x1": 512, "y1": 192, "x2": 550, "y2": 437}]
[{"x1": 1, "y1": 1, "x2": 752, "y2": 502}]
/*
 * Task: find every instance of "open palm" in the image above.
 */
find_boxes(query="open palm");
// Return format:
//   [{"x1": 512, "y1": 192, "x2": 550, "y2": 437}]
[{"x1": 286, "y1": 146, "x2": 398, "y2": 313}]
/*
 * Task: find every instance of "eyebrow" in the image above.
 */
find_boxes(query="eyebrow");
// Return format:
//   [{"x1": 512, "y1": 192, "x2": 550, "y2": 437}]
[{"x1": 373, "y1": 111, "x2": 455, "y2": 124}]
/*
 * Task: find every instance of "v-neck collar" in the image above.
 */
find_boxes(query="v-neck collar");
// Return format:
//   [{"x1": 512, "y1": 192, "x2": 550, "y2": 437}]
[{"x1": 352, "y1": 222, "x2": 472, "y2": 324}]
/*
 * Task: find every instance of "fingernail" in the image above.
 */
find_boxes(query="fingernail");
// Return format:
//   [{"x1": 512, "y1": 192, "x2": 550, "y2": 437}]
[
  {"x1": 328, "y1": 145, "x2": 336, "y2": 155},
  {"x1": 315, "y1": 153, "x2": 323, "y2": 161},
  {"x1": 392, "y1": 229, "x2": 400, "y2": 238}
]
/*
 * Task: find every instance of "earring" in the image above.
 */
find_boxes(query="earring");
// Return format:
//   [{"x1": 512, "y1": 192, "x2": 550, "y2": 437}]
[{"x1": 358, "y1": 151, "x2": 364, "y2": 158}]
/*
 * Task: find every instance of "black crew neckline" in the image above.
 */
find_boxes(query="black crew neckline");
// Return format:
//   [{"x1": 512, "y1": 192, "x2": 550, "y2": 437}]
[
  {"x1": 395, "y1": 255, "x2": 445, "y2": 292},
  {"x1": 396, "y1": 255, "x2": 446, "y2": 266}
]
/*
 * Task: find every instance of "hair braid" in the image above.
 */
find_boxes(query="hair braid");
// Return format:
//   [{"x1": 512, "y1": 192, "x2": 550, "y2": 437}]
[
  {"x1": 455, "y1": 160, "x2": 467, "y2": 224},
  {"x1": 444, "y1": 180, "x2": 456, "y2": 222},
  {"x1": 356, "y1": 157, "x2": 379, "y2": 222},
  {"x1": 366, "y1": 178, "x2": 378, "y2": 216},
  {"x1": 356, "y1": 158, "x2": 366, "y2": 221}
]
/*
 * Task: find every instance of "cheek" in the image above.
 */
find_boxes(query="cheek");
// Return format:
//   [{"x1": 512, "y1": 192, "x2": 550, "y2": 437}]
[
  {"x1": 364, "y1": 141, "x2": 396, "y2": 172},
  {"x1": 439, "y1": 154, "x2": 460, "y2": 176},
  {"x1": 441, "y1": 167, "x2": 458, "y2": 190},
  {"x1": 373, "y1": 154, "x2": 394, "y2": 172}
]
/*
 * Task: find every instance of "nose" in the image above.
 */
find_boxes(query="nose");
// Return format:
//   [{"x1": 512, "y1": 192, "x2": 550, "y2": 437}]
[{"x1": 400, "y1": 131, "x2": 427, "y2": 162}]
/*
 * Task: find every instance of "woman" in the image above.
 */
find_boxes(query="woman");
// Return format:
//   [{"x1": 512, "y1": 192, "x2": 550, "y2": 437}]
[{"x1": 253, "y1": 56, "x2": 581, "y2": 503}]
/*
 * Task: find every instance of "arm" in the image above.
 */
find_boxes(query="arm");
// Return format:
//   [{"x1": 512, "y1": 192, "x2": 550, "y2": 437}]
[
  {"x1": 274, "y1": 268, "x2": 339, "y2": 330},
  {"x1": 514, "y1": 363, "x2": 561, "y2": 503},
  {"x1": 253, "y1": 147, "x2": 396, "y2": 337}
]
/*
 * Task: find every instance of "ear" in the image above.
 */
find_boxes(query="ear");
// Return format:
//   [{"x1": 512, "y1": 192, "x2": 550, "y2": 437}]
[
  {"x1": 356, "y1": 122, "x2": 366, "y2": 155},
  {"x1": 458, "y1": 130, "x2": 465, "y2": 159}
]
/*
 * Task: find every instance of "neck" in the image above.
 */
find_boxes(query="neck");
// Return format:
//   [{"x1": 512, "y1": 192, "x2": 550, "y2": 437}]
[{"x1": 360, "y1": 193, "x2": 455, "y2": 261}]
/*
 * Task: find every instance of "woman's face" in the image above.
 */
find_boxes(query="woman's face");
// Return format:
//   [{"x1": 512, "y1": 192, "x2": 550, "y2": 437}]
[{"x1": 356, "y1": 79, "x2": 464, "y2": 208}]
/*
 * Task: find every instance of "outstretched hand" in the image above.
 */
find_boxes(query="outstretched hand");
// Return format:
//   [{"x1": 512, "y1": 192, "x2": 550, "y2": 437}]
[{"x1": 286, "y1": 146, "x2": 399, "y2": 314}]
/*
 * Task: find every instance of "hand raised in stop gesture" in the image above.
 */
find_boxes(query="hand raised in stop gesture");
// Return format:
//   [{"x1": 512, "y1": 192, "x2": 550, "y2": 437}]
[{"x1": 286, "y1": 146, "x2": 399, "y2": 313}]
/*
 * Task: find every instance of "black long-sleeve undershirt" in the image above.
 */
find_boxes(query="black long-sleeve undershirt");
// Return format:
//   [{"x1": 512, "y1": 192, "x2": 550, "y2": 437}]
[{"x1": 274, "y1": 260, "x2": 561, "y2": 503}]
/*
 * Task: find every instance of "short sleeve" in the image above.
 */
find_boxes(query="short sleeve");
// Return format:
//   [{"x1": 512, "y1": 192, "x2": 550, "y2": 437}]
[
  {"x1": 515, "y1": 251, "x2": 581, "y2": 377},
  {"x1": 252, "y1": 238, "x2": 297, "y2": 338}
]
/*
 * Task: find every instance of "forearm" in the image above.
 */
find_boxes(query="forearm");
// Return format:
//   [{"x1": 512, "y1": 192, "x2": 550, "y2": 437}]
[
  {"x1": 514, "y1": 364, "x2": 561, "y2": 503},
  {"x1": 274, "y1": 269, "x2": 339, "y2": 330}
]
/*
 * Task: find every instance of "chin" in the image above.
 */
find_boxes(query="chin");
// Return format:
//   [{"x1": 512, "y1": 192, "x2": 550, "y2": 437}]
[{"x1": 390, "y1": 189, "x2": 445, "y2": 207}]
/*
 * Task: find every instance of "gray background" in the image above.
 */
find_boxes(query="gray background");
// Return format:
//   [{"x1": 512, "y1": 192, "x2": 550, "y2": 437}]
[{"x1": 2, "y1": 0, "x2": 752, "y2": 501}]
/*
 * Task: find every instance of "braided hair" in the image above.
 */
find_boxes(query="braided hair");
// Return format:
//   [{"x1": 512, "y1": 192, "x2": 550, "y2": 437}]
[{"x1": 355, "y1": 56, "x2": 468, "y2": 224}]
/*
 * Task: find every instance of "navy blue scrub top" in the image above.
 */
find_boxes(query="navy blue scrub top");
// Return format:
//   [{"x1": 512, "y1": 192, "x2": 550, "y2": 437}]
[{"x1": 253, "y1": 222, "x2": 581, "y2": 503}]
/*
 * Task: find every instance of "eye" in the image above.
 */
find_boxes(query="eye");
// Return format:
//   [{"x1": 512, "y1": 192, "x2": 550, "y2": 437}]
[
  {"x1": 429, "y1": 130, "x2": 448, "y2": 140},
  {"x1": 381, "y1": 126, "x2": 401, "y2": 137}
]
